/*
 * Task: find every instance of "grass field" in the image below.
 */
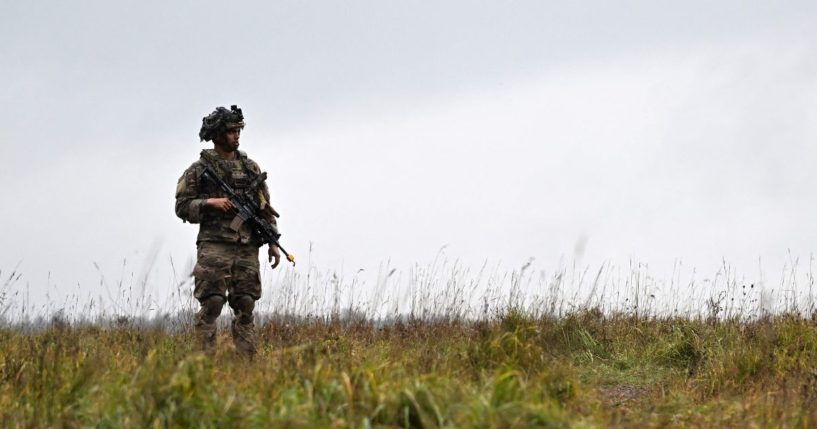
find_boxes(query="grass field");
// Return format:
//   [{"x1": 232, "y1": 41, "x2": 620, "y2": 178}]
[{"x1": 3, "y1": 309, "x2": 817, "y2": 428}]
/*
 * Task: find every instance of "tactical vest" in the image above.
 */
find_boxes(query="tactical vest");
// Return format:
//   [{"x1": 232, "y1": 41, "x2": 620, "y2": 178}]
[{"x1": 197, "y1": 149, "x2": 262, "y2": 244}]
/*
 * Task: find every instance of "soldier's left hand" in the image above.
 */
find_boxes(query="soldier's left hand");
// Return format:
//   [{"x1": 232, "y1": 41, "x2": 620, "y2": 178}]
[{"x1": 269, "y1": 245, "x2": 281, "y2": 269}]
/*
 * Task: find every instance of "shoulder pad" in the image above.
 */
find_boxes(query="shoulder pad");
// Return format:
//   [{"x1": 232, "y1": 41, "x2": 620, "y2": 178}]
[
  {"x1": 186, "y1": 159, "x2": 203, "y2": 171},
  {"x1": 189, "y1": 159, "x2": 206, "y2": 170}
]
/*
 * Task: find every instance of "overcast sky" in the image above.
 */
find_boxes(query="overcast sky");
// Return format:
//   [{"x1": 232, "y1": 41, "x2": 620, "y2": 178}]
[{"x1": 2, "y1": 1, "x2": 817, "y2": 313}]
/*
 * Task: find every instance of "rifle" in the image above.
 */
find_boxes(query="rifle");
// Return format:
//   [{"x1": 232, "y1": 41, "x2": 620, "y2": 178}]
[{"x1": 200, "y1": 165, "x2": 296, "y2": 267}]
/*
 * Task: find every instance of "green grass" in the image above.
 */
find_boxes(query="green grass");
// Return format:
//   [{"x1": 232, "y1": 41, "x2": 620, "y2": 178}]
[{"x1": 3, "y1": 311, "x2": 817, "y2": 428}]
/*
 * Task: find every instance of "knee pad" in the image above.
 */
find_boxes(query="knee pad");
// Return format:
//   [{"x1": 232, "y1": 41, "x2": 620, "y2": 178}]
[
  {"x1": 229, "y1": 295, "x2": 255, "y2": 323},
  {"x1": 200, "y1": 295, "x2": 226, "y2": 321}
]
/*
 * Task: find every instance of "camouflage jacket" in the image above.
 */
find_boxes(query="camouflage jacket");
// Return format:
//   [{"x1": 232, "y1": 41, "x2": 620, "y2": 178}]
[{"x1": 175, "y1": 149, "x2": 279, "y2": 245}]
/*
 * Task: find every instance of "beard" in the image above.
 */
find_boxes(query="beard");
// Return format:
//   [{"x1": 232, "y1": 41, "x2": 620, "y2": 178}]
[{"x1": 215, "y1": 140, "x2": 238, "y2": 152}]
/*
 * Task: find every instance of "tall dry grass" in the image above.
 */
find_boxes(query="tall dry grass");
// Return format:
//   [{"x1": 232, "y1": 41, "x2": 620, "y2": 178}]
[{"x1": 2, "y1": 257, "x2": 817, "y2": 427}]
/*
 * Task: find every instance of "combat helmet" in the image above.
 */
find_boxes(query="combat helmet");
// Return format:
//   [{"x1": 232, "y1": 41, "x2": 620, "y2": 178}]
[{"x1": 199, "y1": 105, "x2": 245, "y2": 142}]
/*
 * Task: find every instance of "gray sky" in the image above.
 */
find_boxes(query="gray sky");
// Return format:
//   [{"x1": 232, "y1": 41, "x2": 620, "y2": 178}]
[{"x1": 2, "y1": 1, "x2": 817, "y2": 311}]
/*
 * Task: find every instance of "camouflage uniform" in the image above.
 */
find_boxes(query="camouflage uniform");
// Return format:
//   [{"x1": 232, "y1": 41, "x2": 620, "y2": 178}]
[{"x1": 176, "y1": 143, "x2": 279, "y2": 357}]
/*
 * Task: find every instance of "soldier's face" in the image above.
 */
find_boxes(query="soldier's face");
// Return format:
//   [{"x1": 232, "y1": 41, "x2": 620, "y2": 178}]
[{"x1": 217, "y1": 128, "x2": 241, "y2": 152}]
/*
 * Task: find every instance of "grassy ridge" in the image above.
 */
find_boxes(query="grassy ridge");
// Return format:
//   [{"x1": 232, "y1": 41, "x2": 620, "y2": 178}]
[{"x1": 2, "y1": 311, "x2": 817, "y2": 428}]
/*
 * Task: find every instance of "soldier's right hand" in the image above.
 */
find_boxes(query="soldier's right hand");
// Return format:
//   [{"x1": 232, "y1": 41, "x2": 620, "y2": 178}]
[{"x1": 205, "y1": 198, "x2": 235, "y2": 212}]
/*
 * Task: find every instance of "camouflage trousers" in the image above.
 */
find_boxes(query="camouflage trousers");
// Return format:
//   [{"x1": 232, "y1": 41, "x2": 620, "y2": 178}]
[{"x1": 192, "y1": 241, "x2": 262, "y2": 357}]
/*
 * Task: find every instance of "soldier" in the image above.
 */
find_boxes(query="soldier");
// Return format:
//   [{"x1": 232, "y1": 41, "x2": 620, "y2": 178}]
[{"x1": 175, "y1": 105, "x2": 282, "y2": 358}]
